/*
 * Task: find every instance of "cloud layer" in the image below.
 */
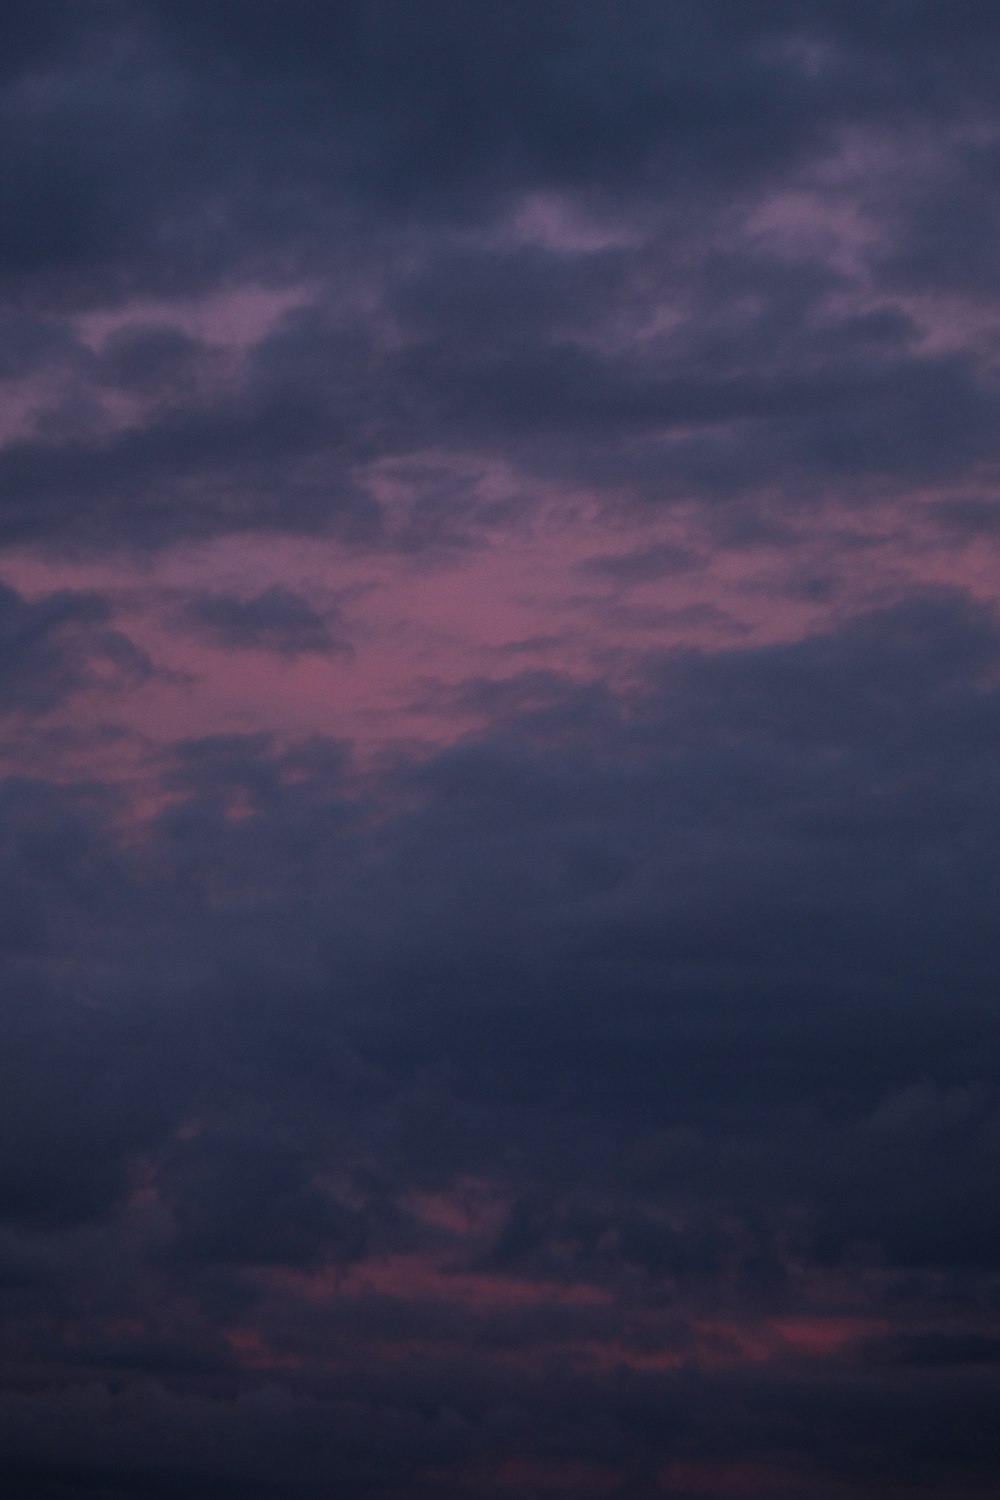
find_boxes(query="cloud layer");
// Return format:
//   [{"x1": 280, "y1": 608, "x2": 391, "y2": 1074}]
[{"x1": 3, "y1": 5, "x2": 1000, "y2": 1497}]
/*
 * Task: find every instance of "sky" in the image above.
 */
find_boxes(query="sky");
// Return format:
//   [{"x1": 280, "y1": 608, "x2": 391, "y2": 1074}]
[{"x1": 3, "y1": 3, "x2": 1000, "y2": 1496}]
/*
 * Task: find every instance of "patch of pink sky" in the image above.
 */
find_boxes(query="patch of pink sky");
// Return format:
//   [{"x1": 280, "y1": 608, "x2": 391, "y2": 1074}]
[{"x1": 4, "y1": 468, "x2": 1000, "y2": 799}]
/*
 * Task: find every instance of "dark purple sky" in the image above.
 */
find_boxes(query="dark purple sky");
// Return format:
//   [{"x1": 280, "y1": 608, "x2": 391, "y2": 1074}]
[{"x1": 3, "y1": 5, "x2": 1000, "y2": 1497}]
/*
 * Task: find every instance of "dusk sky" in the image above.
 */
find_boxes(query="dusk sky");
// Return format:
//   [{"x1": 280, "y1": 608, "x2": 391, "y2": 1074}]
[{"x1": 4, "y1": 4, "x2": 1000, "y2": 1497}]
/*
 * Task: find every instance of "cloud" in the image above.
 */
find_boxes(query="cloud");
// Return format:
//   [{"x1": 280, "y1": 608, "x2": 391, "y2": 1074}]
[
  {"x1": 0, "y1": 578, "x2": 154, "y2": 712},
  {"x1": 0, "y1": 3, "x2": 995, "y2": 555},
  {"x1": 4, "y1": 6, "x2": 1000, "y2": 1495},
  {"x1": 2, "y1": 592, "x2": 999, "y2": 1260},
  {"x1": 169, "y1": 586, "x2": 351, "y2": 657}
]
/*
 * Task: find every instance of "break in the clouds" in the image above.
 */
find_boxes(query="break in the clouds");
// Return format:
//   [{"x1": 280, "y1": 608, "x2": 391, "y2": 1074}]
[{"x1": 3, "y1": 5, "x2": 1000, "y2": 1498}]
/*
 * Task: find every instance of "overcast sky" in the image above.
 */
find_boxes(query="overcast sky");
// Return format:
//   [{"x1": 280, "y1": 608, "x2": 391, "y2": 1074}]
[{"x1": 3, "y1": 5, "x2": 1000, "y2": 1497}]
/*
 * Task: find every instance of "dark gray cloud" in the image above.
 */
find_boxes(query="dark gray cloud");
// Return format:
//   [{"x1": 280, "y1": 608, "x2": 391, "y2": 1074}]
[
  {"x1": 0, "y1": 3, "x2": 997, "y2": 550},
  {"x1": 580, "y1": 541, "x2": 704, "y2": 583},
  {"x1": 169, "y1": 586, "x2": 351, "y2": 657},
  {"x1": 94, "y1": 593, "x2": 1000, "y2": 1259},
  {"x1": 2, "y1": 592, "x2": 999, "y2": 1266},
  {"x1": 160, "y1": 1127, "x2": 366, "y2": 1268},
  {"x1": 2, "y1": 247, "x2": 994, "y2": 552},
  {"x1": 0, "y1": 579, "x2": 153, "y2": 711}
]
